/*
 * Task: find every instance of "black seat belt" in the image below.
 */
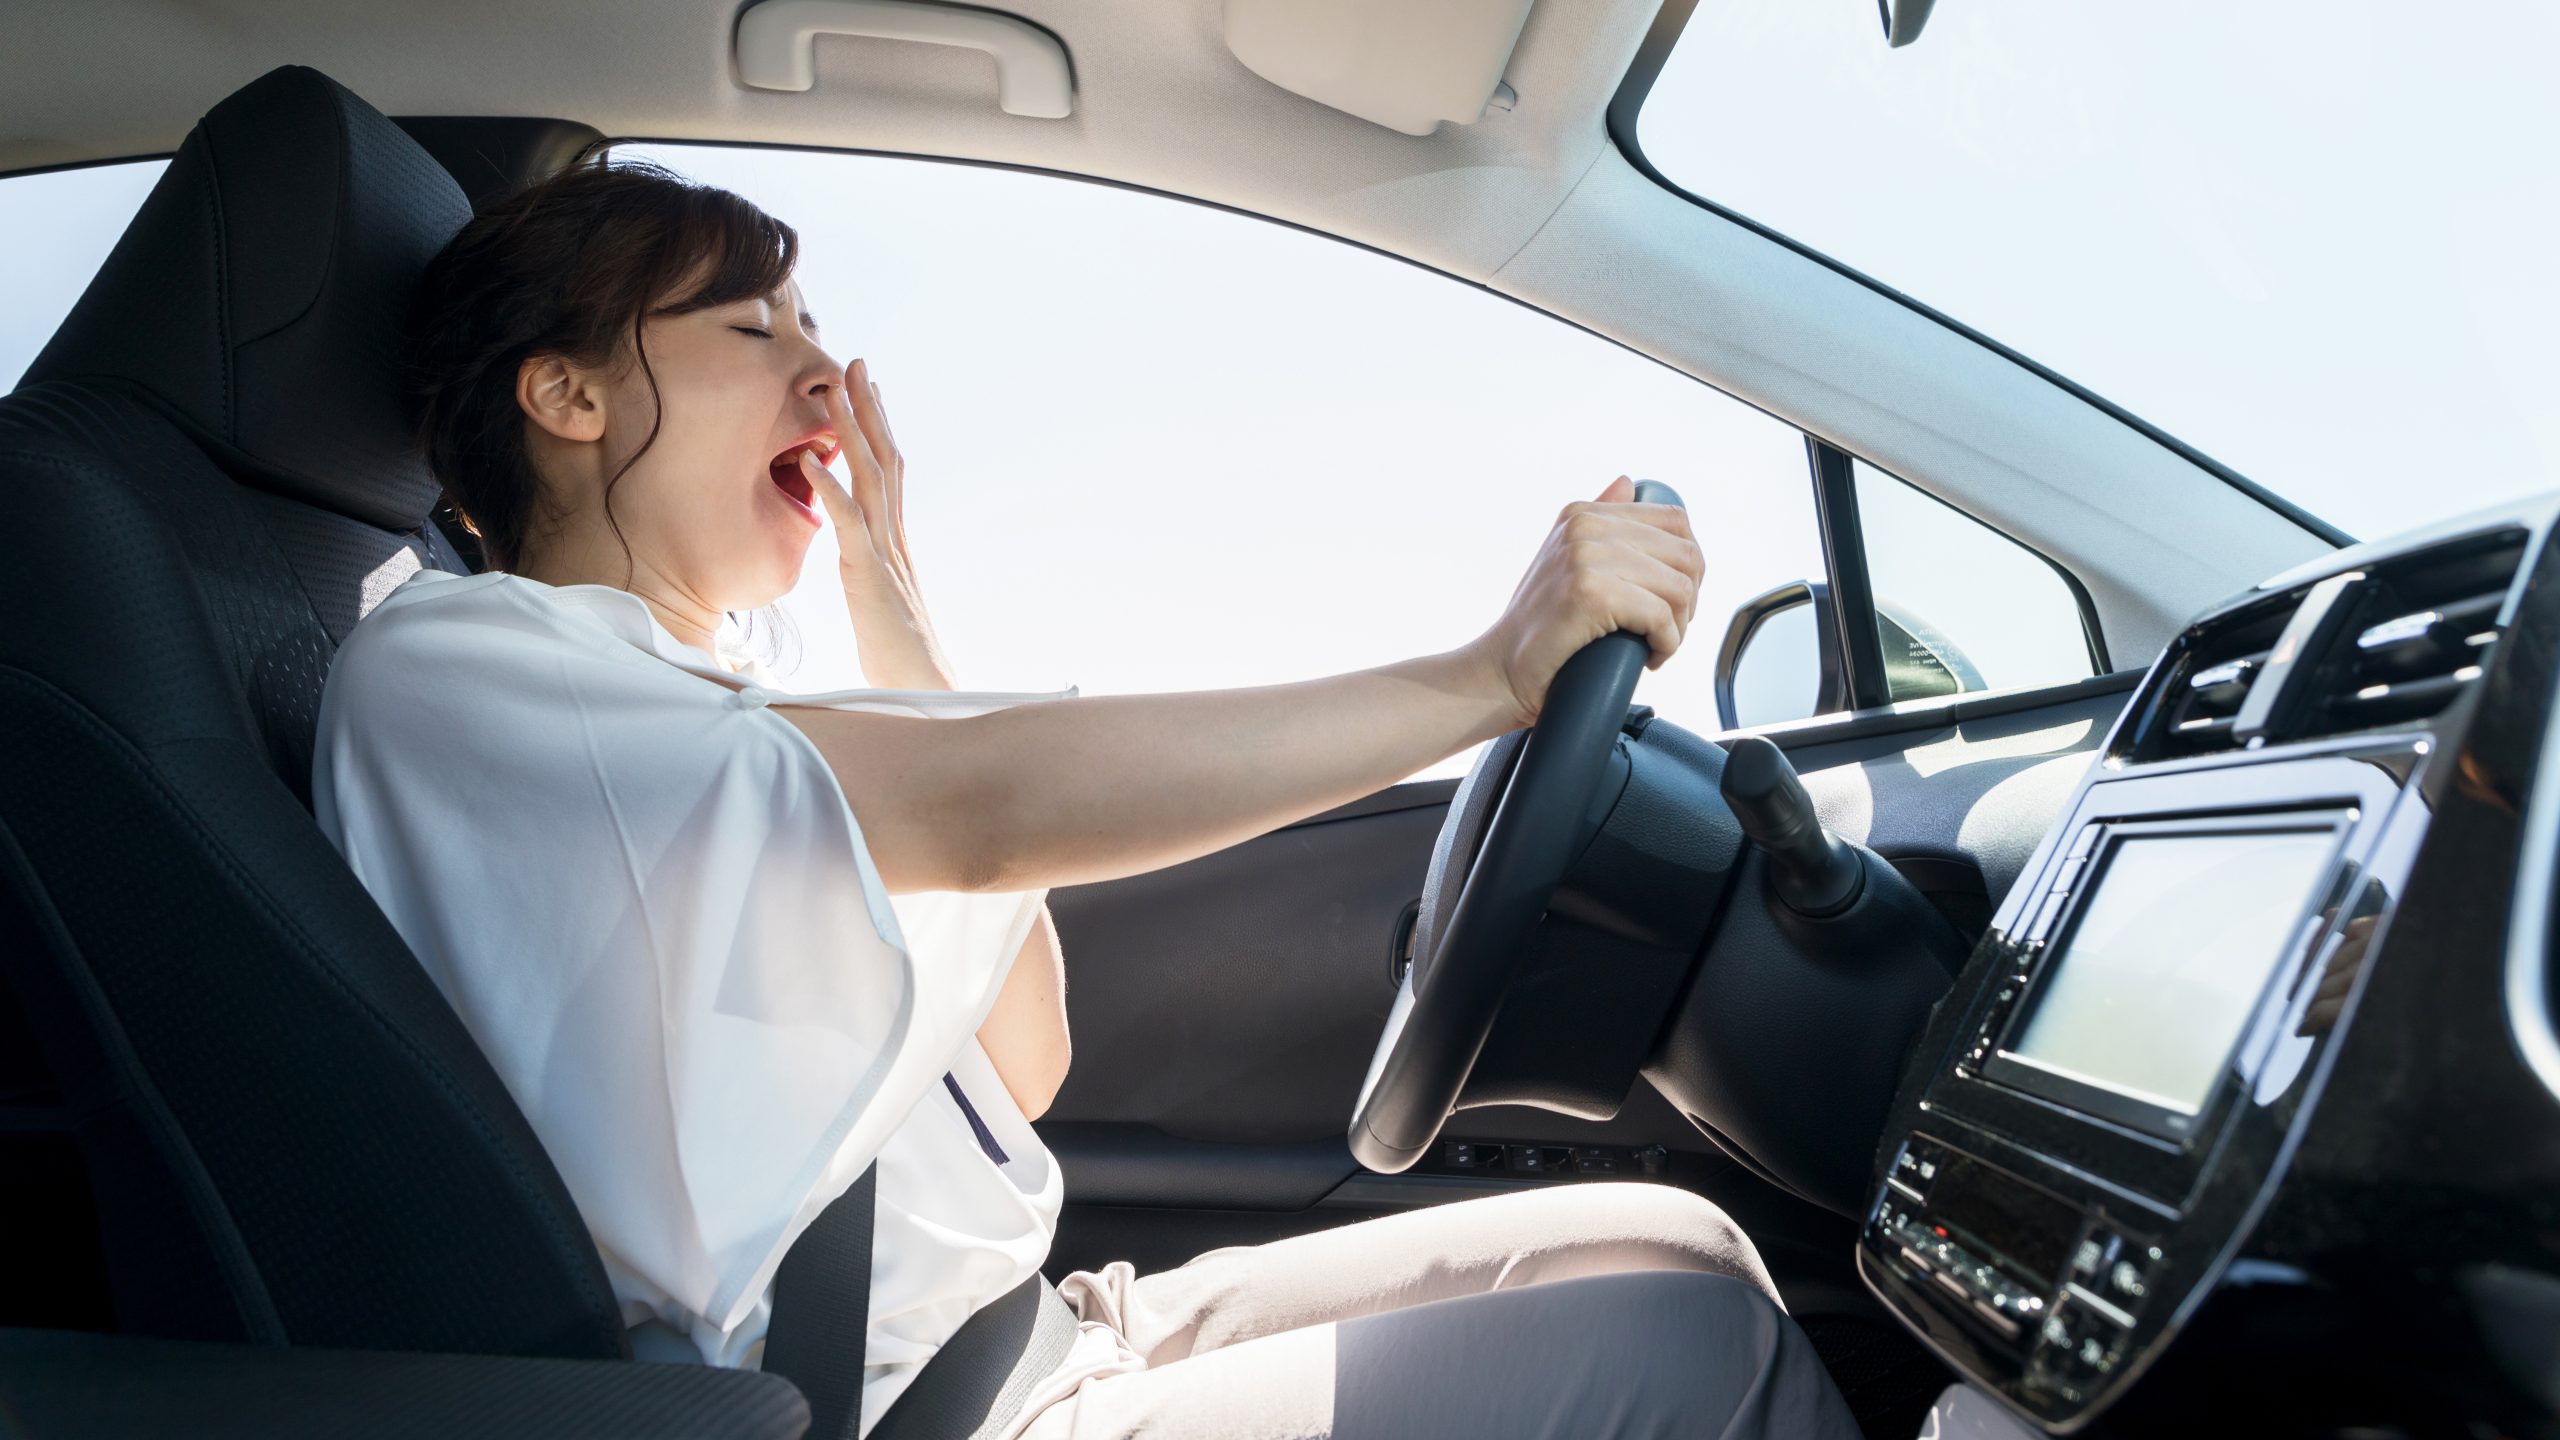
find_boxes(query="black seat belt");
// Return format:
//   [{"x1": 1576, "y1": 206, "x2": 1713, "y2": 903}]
[
  {"x1": 763, "y1": 1164, "x2": 879, "y2": 1440},
  {"x1": 763, "y1": 1164, "x2": 1083, "y2": 1440}
]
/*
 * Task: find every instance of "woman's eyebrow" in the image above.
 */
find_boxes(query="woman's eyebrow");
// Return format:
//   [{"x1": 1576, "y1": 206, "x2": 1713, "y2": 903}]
[{"x1": 799, "y1": 310, "x2": 821, "y2": 337}]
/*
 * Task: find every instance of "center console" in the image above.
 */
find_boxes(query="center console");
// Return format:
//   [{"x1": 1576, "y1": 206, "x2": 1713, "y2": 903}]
[{"x1": 1859, "y1": 516, "x2": 2539, "y2": 1429}]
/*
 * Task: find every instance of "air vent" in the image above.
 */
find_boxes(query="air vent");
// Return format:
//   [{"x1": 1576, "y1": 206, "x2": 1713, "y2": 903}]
[
  {"x1": 2117, "y1": 526, "x2": 2532, "y2": 764},
  {"x1": 2127, "y1": 591, "x2": 2302, "y2": 760},
  {"x1": 2292, "y1": 529, "x2": 2529, "y2": 740}
]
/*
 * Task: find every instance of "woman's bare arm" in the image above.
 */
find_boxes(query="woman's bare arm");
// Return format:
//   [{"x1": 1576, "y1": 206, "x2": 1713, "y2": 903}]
[
  {"x1": 772, "y1": 480, "x2": 1704, "y2": 897},
  {"x1": 775, "y1": 647, "x2": 1515, "y2": 893}
]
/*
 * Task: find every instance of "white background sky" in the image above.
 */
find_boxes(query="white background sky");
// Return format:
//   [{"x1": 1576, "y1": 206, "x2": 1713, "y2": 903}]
[
  {"x1": 1643, "y1": 0, "x2": 2560, "y2": 543},
  {"x1": 8, "y1": 3, "x2": 2540, "y2": 770}
]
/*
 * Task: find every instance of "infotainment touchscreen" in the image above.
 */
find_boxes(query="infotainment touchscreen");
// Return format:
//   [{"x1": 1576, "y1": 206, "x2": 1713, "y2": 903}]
[{"x1": 2003, "y1": 829, "x2": 2338, "y2": 1118}]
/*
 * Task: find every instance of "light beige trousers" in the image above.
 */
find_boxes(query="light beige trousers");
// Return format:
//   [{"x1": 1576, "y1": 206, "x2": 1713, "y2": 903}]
[{"x1": 1015, "y1": 1181, "x2": 1861, "y2": 1440}]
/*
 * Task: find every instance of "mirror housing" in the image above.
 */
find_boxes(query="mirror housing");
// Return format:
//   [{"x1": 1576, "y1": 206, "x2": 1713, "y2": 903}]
[
  {"x1": 1714, "y1": 580, "x2": 1847, "y2": 730},
  {"x1": 1875, "y1": 0, "x2": 1936, "y2": 47},
  {"x1": 1875, "y1": 600, "x2": 1984, "y2": 703}
]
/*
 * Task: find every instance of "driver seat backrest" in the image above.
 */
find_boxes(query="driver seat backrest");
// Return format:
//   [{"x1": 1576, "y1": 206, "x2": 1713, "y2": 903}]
[{"x1": 0, "y1": 65, "x2": 625, "y2": 1359}]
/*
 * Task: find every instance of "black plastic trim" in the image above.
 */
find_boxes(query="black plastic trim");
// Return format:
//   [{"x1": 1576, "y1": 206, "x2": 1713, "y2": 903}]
[
  {"x1": 1602, "y1": 0, "x2": 2356, "y2": 550},
  {"x1": 1739, "y1": 666, "x2": 2146, "y2": 753},
  {"x1": 0, "y1": 153, "x2": 169, "y2": 184},
  {"x1": 1812, "y1": 439, "x2": 1892, "y2": 710}
]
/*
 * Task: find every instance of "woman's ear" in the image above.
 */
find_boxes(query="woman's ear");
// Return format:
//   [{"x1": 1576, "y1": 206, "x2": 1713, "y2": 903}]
[{"x1": 516, "y1": 353, "x2": 609, "y2": 444}]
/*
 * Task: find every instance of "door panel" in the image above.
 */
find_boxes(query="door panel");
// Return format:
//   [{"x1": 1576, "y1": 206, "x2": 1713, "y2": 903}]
[{"x1": 1042, "y1": 786, "x2": 1448, "y2": 1145}]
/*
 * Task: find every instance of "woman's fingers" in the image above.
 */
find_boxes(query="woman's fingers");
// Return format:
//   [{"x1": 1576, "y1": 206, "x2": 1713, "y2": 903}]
[
  {"x1": 1613, "y1": 552, "x2": 1699, "y2": 662},
  {"x1": 824, "y1": 382, "x2": 893, "y2": 544},
  {"x1": 1551, "y1": 498, "x2": 1705, "y2": 634},
  {"x1": 864, "y1": 374, "x2": 909, "y2": 549},
  {"x1": 842, "y1": 360, "x2": 901, "y2": 488},
  {"x1": 799, "y1": 448, "x2": 874, "y2": 552}
]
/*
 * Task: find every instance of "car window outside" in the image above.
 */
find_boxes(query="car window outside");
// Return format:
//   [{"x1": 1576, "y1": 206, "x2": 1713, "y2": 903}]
[
  {"x1": 0, "y1": 161, "x2": 168, "y2": 392},
  {"x1": 1855, "y1": 459, "x2": 2095, "y2": 699},
  {"x1": 0, "y1": 148, "x2": 1828, "y2": 773},
  {"x1": 623, "y1": 145, "x2": 1826, "y2": 771},
  {"x1": 1636, "y1": 2, "x2": 2560, "y2": 542}
]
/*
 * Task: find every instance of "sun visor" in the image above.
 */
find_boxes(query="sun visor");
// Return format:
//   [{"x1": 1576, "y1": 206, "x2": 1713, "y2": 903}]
[{"x1": 1224, "y1": 0, "x2": 1536, "y2": 138}]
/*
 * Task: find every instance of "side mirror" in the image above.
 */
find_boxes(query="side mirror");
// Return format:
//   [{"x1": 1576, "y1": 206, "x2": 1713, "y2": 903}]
[
  {"x1": 1875, "y1": 600, "x2": 1984, "y2": 703},
  {"x1": 1876, "y1": 0, "x2": 1936, "y2": 47},
  {"x1": 1714, "y1": 580, "x2": 1847, "y2": 730}
]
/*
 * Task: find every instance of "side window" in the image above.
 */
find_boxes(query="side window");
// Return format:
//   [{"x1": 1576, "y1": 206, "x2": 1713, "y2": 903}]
[
  {"x1": 1854, "y1": 459, "x2": 2097, "y2": 700},
  {"x1": 0, "y1": 162, "x2": 168, "y2": 392},
  {"x1": 629, "y1": 145, "x2": 1826, "y2": 771}
]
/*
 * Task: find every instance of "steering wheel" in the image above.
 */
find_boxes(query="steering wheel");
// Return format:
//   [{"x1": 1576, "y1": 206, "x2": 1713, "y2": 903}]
[{"x1": 1348, "y1": 479, "x2": 1685, "y2": 1173}]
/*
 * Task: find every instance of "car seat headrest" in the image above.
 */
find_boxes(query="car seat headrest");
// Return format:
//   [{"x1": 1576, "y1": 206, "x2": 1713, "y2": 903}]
[{"x1": 21, "y1": 65, "x2": 469, "y2": 533}]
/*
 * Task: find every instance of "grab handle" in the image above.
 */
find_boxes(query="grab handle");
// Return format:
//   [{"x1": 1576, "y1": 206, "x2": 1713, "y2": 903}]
[{"x1": 735, "y1": 0, "x2": 1074, "y2": 118}]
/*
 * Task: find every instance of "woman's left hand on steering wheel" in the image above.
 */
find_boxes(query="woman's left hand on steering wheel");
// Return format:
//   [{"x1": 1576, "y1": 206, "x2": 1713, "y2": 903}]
[{"x1": 796, "y1": 356, "x2": 959, "y2": 691}]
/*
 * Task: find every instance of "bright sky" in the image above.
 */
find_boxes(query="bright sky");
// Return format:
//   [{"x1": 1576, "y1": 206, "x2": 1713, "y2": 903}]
[{"x1": 1640, "y1": 0, "x2": 2560, "y2": 543}]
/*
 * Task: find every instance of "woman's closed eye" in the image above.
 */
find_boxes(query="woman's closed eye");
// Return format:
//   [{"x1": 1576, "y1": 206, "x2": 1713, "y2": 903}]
[{"x1": 731, "y1": 324, "x2": 774, "y2": 340}]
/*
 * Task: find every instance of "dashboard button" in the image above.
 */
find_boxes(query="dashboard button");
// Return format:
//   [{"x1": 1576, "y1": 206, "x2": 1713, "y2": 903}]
[
  {"x1": 2107, "y1": 1245, "x2": 2160, "y2": 1306},
  {"x1": 2071, "y1": 1231, "x2": 2116, "y2": 1283},
  {"x1": 2030, "y1": 1296, "x2": 2130, "y2": 1400},
  {"x1": 1972, "y1": 1299, "x2": 2022, "y2": 1340}
]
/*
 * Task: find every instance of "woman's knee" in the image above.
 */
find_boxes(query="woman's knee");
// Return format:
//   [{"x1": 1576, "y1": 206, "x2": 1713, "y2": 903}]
[{"x1": 1536, "y1": 1182, "x2": 1774, "y2": 1296}]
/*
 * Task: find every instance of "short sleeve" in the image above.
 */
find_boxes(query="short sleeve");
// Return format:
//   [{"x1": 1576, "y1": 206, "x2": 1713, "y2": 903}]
[{"x1": 312, "y1": 579, "x2": 1044, "y2": 1339}]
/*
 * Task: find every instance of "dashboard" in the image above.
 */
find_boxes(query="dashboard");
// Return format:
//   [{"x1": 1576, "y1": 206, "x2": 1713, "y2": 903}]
[{"x1": 1858, "y1": 499, "x2": 2560, "y2": 1434}]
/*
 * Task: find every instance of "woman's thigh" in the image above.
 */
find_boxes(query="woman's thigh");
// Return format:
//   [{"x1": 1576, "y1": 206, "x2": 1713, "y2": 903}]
[
  {"x1": 1057, "y1": 1181, "x2": 1776, "y2": 1365},
  {"x1": 1014, "y1": 1270, "x2": 1859, "y2": 1440}
]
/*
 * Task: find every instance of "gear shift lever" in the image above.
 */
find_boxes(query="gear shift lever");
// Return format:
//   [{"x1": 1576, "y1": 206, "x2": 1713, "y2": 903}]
[{"x1": 1719, "y1": 736, "x2": 1865, "y2": 917}]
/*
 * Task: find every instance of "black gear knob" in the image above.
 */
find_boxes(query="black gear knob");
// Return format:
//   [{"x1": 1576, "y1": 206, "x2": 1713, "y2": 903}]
[{"x1": 1719, "y1": 736, "x2": 1865, "y2": 917}]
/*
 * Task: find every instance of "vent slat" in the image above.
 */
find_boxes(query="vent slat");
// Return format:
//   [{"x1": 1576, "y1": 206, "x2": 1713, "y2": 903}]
[
  {"x1": 2120, "y1": 527, "x2": 2528, "y2": 763},
  {"x1": 2296, "y1": 530, "x2": 2526, "y2": 741}
]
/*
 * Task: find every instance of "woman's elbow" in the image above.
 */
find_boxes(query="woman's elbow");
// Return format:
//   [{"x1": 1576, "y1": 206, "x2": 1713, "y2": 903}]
[{"x1": 1009, "y1": 1044, "x2": 1070, "y2": 1122}]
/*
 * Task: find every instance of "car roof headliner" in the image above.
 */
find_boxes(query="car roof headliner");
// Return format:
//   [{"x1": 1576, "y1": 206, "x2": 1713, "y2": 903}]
[{"x1": 3, "y1": 0, "x2": 1648, "y2": 285}]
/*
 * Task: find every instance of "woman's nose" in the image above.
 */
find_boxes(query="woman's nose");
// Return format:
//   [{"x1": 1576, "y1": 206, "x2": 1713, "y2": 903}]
[{"x1": 798, "y1": 354, "x2": 843, "y2": 404}]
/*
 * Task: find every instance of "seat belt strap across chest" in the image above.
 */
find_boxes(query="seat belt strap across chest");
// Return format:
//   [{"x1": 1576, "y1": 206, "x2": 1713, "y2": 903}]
[
  {"x1": 762, "y1": 1162, "x2": 1082, "y2": 1440},
  {"x1": 762, "y1": 1163, "x2": 878, "y2": 1440}
]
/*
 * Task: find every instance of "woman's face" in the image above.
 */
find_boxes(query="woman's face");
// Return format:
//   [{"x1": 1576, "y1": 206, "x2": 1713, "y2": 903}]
[{"x1": 555, "y1": 276, "x2": 843, "y2": 611}]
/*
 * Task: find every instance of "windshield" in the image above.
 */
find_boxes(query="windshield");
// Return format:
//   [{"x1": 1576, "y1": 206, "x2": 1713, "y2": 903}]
[{"x1": 1637, "y1": 2, "x2": 2559, "y2": 543}]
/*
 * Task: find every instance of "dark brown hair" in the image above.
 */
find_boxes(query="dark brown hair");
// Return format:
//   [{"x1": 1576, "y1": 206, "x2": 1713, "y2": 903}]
[{"x1": 407, "y1": 147, "x2": 799, "y2": 606}]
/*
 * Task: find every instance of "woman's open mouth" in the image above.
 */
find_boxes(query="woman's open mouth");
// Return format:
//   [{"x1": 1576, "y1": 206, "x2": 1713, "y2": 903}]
[{"x1": 766, "y1": 438, "x2": 834, "y2": 526}]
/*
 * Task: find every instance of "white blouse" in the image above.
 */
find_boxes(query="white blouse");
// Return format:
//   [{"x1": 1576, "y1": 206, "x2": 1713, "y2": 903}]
[{"x1": 311, "y1": 568, "x2": 1135, "y2": 1434}]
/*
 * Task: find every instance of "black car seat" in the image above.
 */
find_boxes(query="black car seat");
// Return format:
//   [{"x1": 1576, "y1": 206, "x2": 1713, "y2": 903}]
[{"x1": 0, "y1": 64, "x2": 625, "y2": 1359}]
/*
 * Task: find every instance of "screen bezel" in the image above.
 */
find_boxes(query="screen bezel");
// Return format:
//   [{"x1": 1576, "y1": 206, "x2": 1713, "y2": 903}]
[{"x1": 1981, "y1": 811, "x2": 2354, "y2": 1143}]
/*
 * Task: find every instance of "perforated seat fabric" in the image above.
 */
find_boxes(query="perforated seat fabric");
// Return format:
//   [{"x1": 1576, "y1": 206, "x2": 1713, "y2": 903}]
[{"x1": 0, "y1": 66, "x2": 625, "y2": 1359}]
